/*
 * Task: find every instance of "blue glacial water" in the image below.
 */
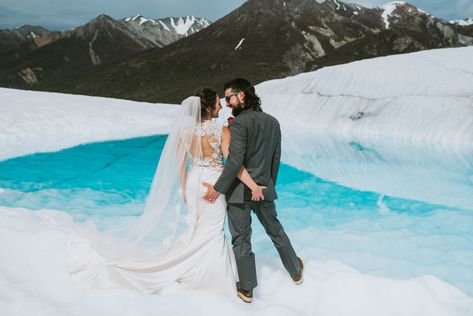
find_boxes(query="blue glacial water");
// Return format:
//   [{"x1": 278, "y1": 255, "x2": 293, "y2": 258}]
[{"x1": 1, "y1": 135, "x2": 473, "y2": 295}]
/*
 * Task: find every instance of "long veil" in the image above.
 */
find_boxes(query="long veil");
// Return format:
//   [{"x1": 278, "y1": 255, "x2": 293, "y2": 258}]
[
  {"x1": 127, "y1": 95, "x2": 203, "y2": 253},
  {"x1": 67, "y1": 96, "x2": 205, "y2": 282}
]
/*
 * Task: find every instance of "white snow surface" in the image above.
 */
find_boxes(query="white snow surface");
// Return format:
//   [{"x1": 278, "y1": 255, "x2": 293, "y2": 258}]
[
  {"x1": 2, "y1": 47, "x2": 473, "y2": 314},
  {"x1": 258, "y1": 46, "x2": 473, "y2": 148},
  {"x1": 139, "y1": 16, "x2": 153, "y2": 25},
  {"x1": 381, "y1": 1, "x2": 405, "y2": 28},
  {"x1": 333, "y1": 0, "x2": 341, "y2": 10},
  {"x1": 451, "y1": 17, "x2": 473, "y2": 26},
  {"x1": 170, "y1": 16, "x2": 199, "y2": 35},
  {"x1": 123, "y1": 15, "x2": 209, "y2": 33},
  {"x1": 158, "y1": 20, "x2": 171, "y2": 31},
  {"x1": 126, "y1": 15, "x2": 155, "y2": 25},
  {"x1": 0, "y1": 89, "x2": 178, "y2": 162},
  {"x1": 258, "y1": 46, "x2": 473, "y2": 210},
  {"x1": 1, "y1": 206, "x2": 472, "y2": 316},
  {"x1": 234, "y1": 38, "x2": 245, "y2": 50},
  {"x1": 126, "y1": 14, "x2": 141, "y2": 22}
]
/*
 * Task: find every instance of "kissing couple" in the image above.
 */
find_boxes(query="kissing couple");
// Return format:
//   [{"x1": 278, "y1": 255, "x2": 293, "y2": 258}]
[{"x1": 69, "y1": 78, "x2": 303, "y2": 303}]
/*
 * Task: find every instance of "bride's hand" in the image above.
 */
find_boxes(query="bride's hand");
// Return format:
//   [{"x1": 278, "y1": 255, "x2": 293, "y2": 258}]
[{"x1": 251, "y1": 185, "x2": 266, "y2": 201}]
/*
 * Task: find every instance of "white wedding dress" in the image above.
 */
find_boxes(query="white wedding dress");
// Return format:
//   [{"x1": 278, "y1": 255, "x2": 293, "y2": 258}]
[{"x1": 68, "y1": 99, "x2": 238, "y2": 298}]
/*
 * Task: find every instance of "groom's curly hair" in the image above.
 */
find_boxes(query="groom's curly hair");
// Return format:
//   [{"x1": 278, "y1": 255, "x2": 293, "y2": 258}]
[
  {"x1": 224, "y1": 78, "x2": 262, "y2": 112},
  {"x1": 194, "y1": 87, "x2": 217, "y2": 119}
]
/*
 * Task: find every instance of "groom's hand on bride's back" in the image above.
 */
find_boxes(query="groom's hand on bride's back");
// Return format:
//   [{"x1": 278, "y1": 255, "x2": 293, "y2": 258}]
[{"x1": 202, "y1": 182, "x2": 220, "y2": 203}]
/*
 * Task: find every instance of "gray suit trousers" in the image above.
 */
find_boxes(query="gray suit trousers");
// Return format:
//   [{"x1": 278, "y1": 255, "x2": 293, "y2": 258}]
[{"x1": 227, "y1": 200, "x2": 301, "y2": 291}]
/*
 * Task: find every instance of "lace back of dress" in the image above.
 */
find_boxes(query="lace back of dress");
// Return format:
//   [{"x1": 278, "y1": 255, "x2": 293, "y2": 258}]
[{"x1": 189, "y1": 120, "x2": 223, "y2": 170}]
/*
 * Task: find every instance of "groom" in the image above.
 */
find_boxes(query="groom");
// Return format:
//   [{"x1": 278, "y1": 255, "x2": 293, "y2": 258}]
[{"x1": 203, "y1": 78, "x2": 303, "y2": 303}]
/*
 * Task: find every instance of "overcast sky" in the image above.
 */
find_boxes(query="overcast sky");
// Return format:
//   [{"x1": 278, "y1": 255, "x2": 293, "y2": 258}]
[{"x1": 1, "y1": 0, "x2": 472, "y2": 30}]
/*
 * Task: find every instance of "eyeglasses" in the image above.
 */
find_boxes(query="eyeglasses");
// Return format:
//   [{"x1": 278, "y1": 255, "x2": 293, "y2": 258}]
[{"x1": 224, "y1": 92, "x2": 239, "y2": 103}]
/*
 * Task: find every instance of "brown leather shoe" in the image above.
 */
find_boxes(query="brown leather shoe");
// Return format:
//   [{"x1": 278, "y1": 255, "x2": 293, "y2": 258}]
[
  {"x1": 236, "y1": 282, "x2": 253, "y2": 303},
  {"x1": 292, "y1": 257, "x2": 304, "y2": 285}
]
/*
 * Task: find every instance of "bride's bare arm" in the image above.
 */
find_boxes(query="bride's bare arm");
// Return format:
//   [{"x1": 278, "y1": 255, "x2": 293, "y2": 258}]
[{"x1": 221, "y1": 126, "x2": 265, "y2": 200}]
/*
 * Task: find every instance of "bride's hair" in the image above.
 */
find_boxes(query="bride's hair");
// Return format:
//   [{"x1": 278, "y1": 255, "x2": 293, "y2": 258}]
[{"x1": 194, "y1": 87, "x2": 217, "y2": 119}]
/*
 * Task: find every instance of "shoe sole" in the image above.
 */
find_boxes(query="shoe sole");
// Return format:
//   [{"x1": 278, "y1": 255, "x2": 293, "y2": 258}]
[
  {"x1": 294, "y1": 257, "x2": 304, "y2": 285},
  {"x1": 294, "y1": 277, "x2": 304, "y2": 285},
  {"x1": 237, "y1": 291, "x2": 253, "y2": 303}
]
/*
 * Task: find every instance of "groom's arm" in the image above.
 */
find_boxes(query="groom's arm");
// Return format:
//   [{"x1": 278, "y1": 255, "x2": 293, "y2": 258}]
[
  {"x1": 271, "y1": 127, "x2": 282, "y2": 186},
  {"x1": 214, "y1": 120, "x2": 247, "y2": 194}
]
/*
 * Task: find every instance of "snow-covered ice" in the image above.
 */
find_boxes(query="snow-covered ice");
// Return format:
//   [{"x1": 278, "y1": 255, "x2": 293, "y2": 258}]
[
  {"x1": 255, "y1": 46, "x2": 473, "y2": 210},
  {"x1": 258, "y1": 46, "x2": 473, "y2": 148},
  {"x1": 1, "y1": 206, "x2": 472, "y2": 316},
  {"x1": 2, "y1": 47, "x2": 473, "y2": 315},
  {"x1": 0, "y1": 89, "x2": 178, "y2": 162}
]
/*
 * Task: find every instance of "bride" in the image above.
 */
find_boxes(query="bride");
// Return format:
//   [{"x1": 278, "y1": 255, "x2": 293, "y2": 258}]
[{"x1": 68, "y1": 88, "x2": 266, "y2": 299}]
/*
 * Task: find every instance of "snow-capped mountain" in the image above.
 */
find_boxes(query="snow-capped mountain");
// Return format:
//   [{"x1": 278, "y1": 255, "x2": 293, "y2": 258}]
[
  {"x1": 0, "y1": 14, "x2": 210, "y2": 86},
  {"x1": 450, "y1": 18, "x2": 473, "y2": 26},
  {"x1": 121, "y1": 15, "x2": 210, "y2": 47},
  {"x1": 124, "y1": 15, "x2": 210, "y2": 35},
  {"x1": 380, "y1": 1, "x2": 428, "y2": 28},
  {"x1": 1, "y1": 0, "x2": 473, "y2": 103}
]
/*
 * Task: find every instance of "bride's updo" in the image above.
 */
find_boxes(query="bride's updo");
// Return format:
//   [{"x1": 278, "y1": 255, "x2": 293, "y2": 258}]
[{"x1": 194, "y1": 88, "x2": 217, "y2": 120}]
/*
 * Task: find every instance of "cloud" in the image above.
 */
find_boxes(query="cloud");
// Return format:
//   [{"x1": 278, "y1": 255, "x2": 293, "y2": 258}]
[
  {"x1": 451, "y1": 0, "x2": 473, "y2": 18},
  {"x1": 0, "y1": 4, "x2": 93, "y2": 29},
  {"x1": 0, "y1": 6, "x2": 39, "y2": 28}
]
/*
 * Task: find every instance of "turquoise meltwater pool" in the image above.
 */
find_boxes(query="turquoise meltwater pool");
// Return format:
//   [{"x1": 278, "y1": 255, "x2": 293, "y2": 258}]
[{"x1": 1, "y1": 135, "x2": 472, "y2": 295}]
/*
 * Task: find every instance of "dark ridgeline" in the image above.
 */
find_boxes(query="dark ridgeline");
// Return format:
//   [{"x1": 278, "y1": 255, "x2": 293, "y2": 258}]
[
  {"x1": 0, "y1": 25, "x2": 60, "y2": 65},
  {"x1": 1, "y1": 0, "x2": 472, "y2": 103},
  {"x1": 0, "y1": 14, "x2": 210, "y2": 90}
]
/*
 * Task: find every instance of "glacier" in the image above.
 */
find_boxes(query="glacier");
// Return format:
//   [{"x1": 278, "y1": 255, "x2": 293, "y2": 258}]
[
  {"x1": 256, "y1": 47, "x2": 473, "y2": 210},
  {"x1": 1, "y1": 46, "x2": 473, "y2": 315},
  {"x1": 0, "y1": 88, "x2": 179, "y2": 162},
  {"x1": 258, "y1": 46, "x2": 473, "y2": 148}
]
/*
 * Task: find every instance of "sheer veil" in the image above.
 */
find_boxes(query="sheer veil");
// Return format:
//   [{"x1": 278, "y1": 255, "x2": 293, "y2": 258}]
[{"x1": 69, "y1": 96, "x2": 204, "y2": 264}]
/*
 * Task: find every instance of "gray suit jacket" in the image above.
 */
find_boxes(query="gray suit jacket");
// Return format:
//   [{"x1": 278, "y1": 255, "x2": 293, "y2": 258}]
[{"x1": 214, "y1": 108, "x2": 281, "y2": 203}]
